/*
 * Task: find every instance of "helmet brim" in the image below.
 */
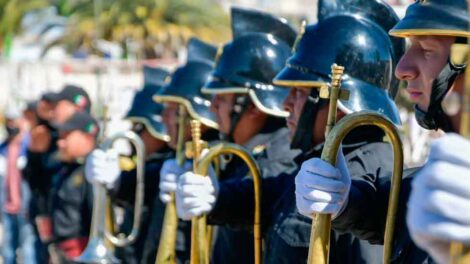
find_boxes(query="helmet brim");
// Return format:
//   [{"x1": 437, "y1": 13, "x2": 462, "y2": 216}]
[
  {"x1": 340, "y1": 77, "x2": 402, "y2": 125},
  {"x1": 203, "y1": 78, "x2": 289, "y2": 117},
  {"x1": 274, "y1": 65, "x2": 401, "y2": 125},
  {"x1": 273, "y1": 65, "x2": 329, "y2": 88},
  {"x1": 152, "y1": 94, "x2": 219, "y2": 129},
  {"x1": 125, "y1": 115, "x2": 170, "y2": 142},
  {"x1": 389, "y1": 3, "x2": 470, "y2": 38},
  {"x1": 202, "y1": 78, "x2": 249, "y2": 94}
]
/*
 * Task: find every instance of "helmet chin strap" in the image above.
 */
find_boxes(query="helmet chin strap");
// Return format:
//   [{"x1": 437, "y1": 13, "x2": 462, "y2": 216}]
[
  {"x1": 223, "y1": 94, "x2": 252, "y2": 142},
  {"x1": 290, "y1": 89, "x2": 325, "y2": 152},
  {"x1": 415, "y1": 59, "x2": 465, "y2": 132}
]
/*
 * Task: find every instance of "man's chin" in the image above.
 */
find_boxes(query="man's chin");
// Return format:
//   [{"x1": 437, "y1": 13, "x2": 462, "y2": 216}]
[{"x1": 416, "y1": 103, "x2": 430, "y2": 113}]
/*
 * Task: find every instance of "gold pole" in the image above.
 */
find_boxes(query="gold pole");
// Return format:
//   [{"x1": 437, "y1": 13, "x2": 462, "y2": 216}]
[
  {"x1": 462, "y1": 0, "x2": 470, "y2": 138},
  {"x1": 449, "y1": 1, "x2": 470, "y2": 262},
  {"x1": 205, "y1": 157, "x2": 221, "y2": 257},
  {"x1": 193, "y1": 143, "x2": 263, "y2": 264},
  {"x1": 325, "y1": 64, "x2": 345, "y2": 136},
  {"x1": 307, "y1": 64, "x2": 345, "y2": 264},
  {"x1": 189, "y1": 120, "x2": 208, "y2": 264},
  {"x1": 155, "y1": 105, "x2": 188, "y2": 264}
]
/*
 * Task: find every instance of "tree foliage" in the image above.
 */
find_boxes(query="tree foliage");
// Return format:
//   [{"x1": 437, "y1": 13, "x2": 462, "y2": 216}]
[{"x1": 1, "y1": 0, "x2": 230, "y2": 58}]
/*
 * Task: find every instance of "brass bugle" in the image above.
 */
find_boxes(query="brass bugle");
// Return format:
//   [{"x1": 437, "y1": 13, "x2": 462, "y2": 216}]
[
  {"x1": 449, "y1": 0, "x2": 470, "y2": 261},
  {"x1": 308, "y1": 112, "x2": 404, "y2": 264},
  {"x1": 76, "y1": 130, "x2": 146, "y2": 263},
  {"x1": 155, "y1": 105, "x2": 188, "y2": 264},
  {"x1": 190, "y1": 140, "x2": 263, "y2": 264},
  {"x1": 103, "y1": 131, "x2": 146, "y2": 246}
]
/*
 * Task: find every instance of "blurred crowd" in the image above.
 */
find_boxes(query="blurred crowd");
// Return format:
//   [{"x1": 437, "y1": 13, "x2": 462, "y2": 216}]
[{"x1": 0, "y1": 85, "x2": 97, "y2": 263}]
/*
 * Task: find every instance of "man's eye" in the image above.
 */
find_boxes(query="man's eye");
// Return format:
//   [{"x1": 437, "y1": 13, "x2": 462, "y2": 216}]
[
  {"x1": 422, "y1": 49, "x2": 434, "y2": 57},
  {"x1": 299, "y1": 90, "x2": 310, "y2": 97}
]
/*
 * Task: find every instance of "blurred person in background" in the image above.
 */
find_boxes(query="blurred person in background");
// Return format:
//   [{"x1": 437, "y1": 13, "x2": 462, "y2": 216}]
[
  {"x1": 23, "y1": 85, "x2": 92, "y2": 262},
  {"x1": 47, "y1": 112, "x2": 98, "y2": 263},
  {"x1": 23, "y1": 101, "x2": 39, "y2": 132},
  {"x1": 0, "y1": 104, "x2": 37, "y2": 264}
]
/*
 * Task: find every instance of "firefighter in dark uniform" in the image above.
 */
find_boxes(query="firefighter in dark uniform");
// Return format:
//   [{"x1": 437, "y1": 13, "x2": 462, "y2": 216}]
[
  {"x1": 269, "y1": 2, "x2": 403, "y2": 262},
  {"x1": 155, "y1": 37, "x2": 221, "y2": 264},
  {"x1": 47, "y1": 112, "x2": 99, "y2": 263},
  {"x1": 294, "y1": 0, "x2": 470, "y2": 263},
  {"x1": 174, "y1": 3, "x2": 403, "y2": 263},
  {"x1": 23, "y1": 85, "x2": 92, "y2": 262},
  {"x1": 173, "y1": 8, "x2": 300, "y2": 264},
  {"x1": 84, "y1": 66, "x2": 173, "y2": 264},
  {"x1": 392, "y1": 2, "x2": 469, "y2": 263}
]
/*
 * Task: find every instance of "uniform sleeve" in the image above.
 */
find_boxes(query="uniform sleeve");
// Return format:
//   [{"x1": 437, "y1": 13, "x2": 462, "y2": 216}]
[
  {"x1": 113, "y1": 162, "x2": 162, "y2": 207},
  {"x1": 23, "y1": 150, "x2": 44, "y2": 188},
  {"x1": 208, "y1": 172, "x2": 294, "y2": 228},
  {"x1": 23, "y1": 150, "x2": 61, "y2": 215},
  {"x1": 208, "y1": 136, "x2": 299, "y2": 228},
  {"x1": 331, "y1": 142, "x2": 394, "y2": 244}
]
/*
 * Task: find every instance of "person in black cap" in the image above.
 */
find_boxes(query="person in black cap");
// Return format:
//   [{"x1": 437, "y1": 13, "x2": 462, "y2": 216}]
[
  {"x1": 23, "y1": 101, "x2": 39, "y2": 130},
  {"x1": 44, "y1": 84, "x2": 92, "y2": 124},
  {"x1": 173, "y1": 7, "x2": 300, "y2": 264},
  {"x1": 27, "y1": 93, "x2": 58, "y2": 154},
  {"x1": 22, "y1": 93, "x2": 62, "y2": 263},
  {"x1": 47, "y1": 111, "x2": 98, "y2": 263},
  {"x1": 84, "y1": 66, "x2": 174, "y2": 264}
]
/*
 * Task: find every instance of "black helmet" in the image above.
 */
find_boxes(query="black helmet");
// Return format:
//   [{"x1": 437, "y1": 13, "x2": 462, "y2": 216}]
[
  {"x1": 318, "y1": 0, "x2": 405, "y2": 97},
  {"x1": 143, "y1": 65, "x2": 170, "y2": 87},
  {"x1": 127, "y1": 66, "x2": 170, "y2": 142},
  {"x1": 153, "y1": 38, "x2": 218, "y2": 129},
  {"x1": 390, "y1": 0, "x2": 469, "y2": 38},
  {"x1": 204, "y1": 7, "x2": 296, "y2": 115},
  {"x1": 154, "y1": 61, "x2": 218, "y2": 129},
  {"x1": 187, "y1": 37, "x2": 219, "y2": 64},
  {"x1": 230, "y1": 7, "x2": 297, "y2": 46},
  {"x1": 203, "y1": 34, "x2": 293, "y2": 117},
  {"x1": 274, "y1": 14, "x2": 400, "y2": 125}
]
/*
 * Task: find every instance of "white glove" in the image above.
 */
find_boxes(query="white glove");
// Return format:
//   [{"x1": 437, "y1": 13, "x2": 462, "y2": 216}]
[
  {"x1": 176, "y1": 166, "x2": 218, "y2": 221},
  {"x1": 85, "y1": 149, "x2": 120, "y2": 189},
  {"x1": 159, "y1": 159, "x2": 192, "y2": 203},
  {"x1": 407, "y1": 134, "x2": 470, "y2": 264},
  {"x1": 295, "y1": 148, "x2": 351, "y2": 219}
]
